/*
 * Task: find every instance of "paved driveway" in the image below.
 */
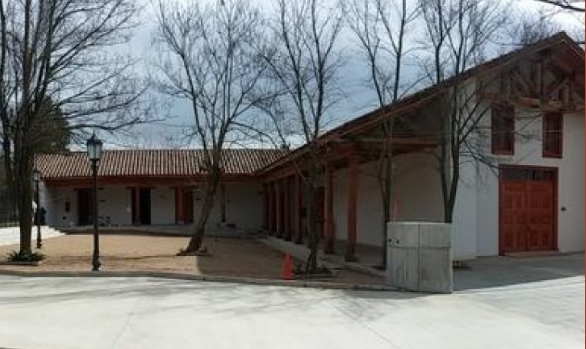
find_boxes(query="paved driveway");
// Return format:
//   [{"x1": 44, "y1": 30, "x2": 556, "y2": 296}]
[{"x1": 0, "y1": 254, "x2": 583, "y2": 349}]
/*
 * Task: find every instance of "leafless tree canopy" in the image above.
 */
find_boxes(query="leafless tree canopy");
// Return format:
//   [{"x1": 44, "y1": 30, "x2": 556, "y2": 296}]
[
  {"x1": 0, "y1": 0, "x2": 146, "y2": 253},
  {"x1": 343, "y1": 0, "x2": 420, "y2": 268},
  {"x1": 508, "y1": 10, "x2": 563, "y2": 46},
  {"x1": 152, "y1": 0, "x2": 271, "y2": 253},
  {"x1": 418, "y1": 0, "x2": 509, "y2": 222},
  {"x1": 261, "y1": 0, "x2": 344, "y2": 145},
  {"x1": 259, "y1": 0, "x2": 345, "y2": 270},
  {"x1": 344, "y1": 0, "x2": 420, "y2": 105},
  {"x1": 534, "y1": 0, "x2": 585, "y2": 12}
]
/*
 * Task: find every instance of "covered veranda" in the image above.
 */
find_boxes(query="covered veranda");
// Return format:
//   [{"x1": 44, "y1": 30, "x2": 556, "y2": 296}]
[{"x1": 260, "y1": 92, "x2": 442, "y2": 263}]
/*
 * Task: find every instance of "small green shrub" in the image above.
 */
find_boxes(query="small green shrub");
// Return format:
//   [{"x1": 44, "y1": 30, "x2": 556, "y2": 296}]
[{"x1": 7, "y1": 250, "x2": 45, "y2": 262}]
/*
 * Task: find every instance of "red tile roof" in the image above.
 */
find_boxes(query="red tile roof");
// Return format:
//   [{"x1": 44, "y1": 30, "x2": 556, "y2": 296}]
[{"x1": 36, "y1": 149, "x2": 287, "y2": 180}]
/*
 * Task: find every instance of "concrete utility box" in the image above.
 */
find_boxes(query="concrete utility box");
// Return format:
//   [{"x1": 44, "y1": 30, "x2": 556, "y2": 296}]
[{"x1": 386, "y1": 222, "x2": 452, "y2": 293}]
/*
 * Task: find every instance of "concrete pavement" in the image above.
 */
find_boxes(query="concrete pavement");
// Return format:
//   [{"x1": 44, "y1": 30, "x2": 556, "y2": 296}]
[{"x1": 0, "y1": 270, "x2": 583, "y2": 349}]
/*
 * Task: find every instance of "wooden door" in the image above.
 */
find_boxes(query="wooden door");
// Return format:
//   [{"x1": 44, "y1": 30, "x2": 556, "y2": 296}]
[
  {"x1": 499, "y1": 167, "x2": 556, "y2": 254},
  {"x1": 527, "y1": 181, "x2": 555, "y2": 251}
]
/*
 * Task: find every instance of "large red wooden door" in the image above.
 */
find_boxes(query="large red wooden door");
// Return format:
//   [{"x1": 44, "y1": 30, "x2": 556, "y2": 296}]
[{"x1": 499, "y1": 167, "x2": 557, "y2": 254}]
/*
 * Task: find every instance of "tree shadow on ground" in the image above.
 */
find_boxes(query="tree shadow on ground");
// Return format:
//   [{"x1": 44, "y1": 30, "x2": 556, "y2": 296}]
[{"x1": 454, "y1": 253, "x2": 584, "y2": 291}]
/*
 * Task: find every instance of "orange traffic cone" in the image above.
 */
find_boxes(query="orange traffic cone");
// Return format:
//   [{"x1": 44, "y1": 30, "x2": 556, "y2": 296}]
[{"x1": 282, "y1": 253, "x2": 293, "y2": 280}]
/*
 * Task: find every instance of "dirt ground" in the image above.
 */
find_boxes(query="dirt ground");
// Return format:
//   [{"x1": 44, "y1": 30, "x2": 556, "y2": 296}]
[{"x1": 0, "y1": 233, "x2": 384, "y2": 285}]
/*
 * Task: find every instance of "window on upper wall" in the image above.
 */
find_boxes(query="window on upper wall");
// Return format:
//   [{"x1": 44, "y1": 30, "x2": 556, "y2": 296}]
[
  {"x1": 543, "y1": 112, "x2": 563, "y2": 158},
  {"x1": 491, "y1": 104, "x2": 515, "y2": 155}
]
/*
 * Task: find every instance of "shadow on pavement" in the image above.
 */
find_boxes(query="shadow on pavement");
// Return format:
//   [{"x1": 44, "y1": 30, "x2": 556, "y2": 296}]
[{"x1": 454, "y1": 253, "x2": 584, "y2": 291}]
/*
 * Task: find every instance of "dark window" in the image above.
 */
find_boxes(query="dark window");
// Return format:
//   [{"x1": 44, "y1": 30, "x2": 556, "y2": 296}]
[
  {"x1": 543, "y1": 112, "x2": 563, "y2": 158},
  {"x1": 501, "y1": 168, "x2": 555, "y2": 181},
  {"x1": 491, "y1": 104, "x2": 515, "y2": 155}
]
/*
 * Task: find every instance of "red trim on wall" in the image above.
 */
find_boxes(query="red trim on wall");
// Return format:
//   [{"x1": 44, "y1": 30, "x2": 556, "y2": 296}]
[{"x1": 542, "y1": 112, "x2": 564, "y2": 158}]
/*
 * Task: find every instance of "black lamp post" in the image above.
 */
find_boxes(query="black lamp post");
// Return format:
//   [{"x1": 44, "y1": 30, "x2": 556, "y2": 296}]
[
  {"x1": 33, "y1": 168, "x2": 42, "y2": 249},
  {"x1": 86, "y1": 133, "x2": 103, "y2": 271}
]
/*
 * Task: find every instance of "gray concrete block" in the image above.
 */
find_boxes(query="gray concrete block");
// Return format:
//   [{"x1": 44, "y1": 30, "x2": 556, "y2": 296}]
[
  {"x1": 419, "y1": 249, "x2": 453, "y2": 293},
  {"x1": 419, "y1": 223, "x2": 451, "y2": 248},
  {"x1": 391, "y1": 223, "x2": 419, "y2": 248},
  {"x1": 386, "y1": 222, "x2": 453, "y2": 293}
]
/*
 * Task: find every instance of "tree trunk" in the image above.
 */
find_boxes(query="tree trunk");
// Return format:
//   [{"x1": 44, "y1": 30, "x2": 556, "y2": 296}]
[
  {"x1": 14, "y1": 136, "x2": 33, "y2": 254},
  {"x1": 380, "y1": 154, "x2": 392, "y2": 269},
  {"x1": 304, "y1": 181, "x2": 318, "y2": 274},
  {"x1": 183, "y1": 171, "x2": 220, "y2": 254},
  {"x1": 2, "y1": 137, "x2": 15, "y2": 211}
]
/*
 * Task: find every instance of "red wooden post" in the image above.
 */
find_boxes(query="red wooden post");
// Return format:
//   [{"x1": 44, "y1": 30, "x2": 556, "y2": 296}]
[
  {"x1": 294, "y1": 174, "x2": 303, "y2": 244},
  {"x1": 176, "y1": 187, "x2": 184, "y2": 224},
  {"x1": 134, "y1": 187, "x2": 141, "y2": 225},
  {"x1": 263, "y1": 183, "x2": 269, "y2": 230},
  {"x1": 268, "y1": 181, "x2": 274, "y2": 234},
  {"x1": 220, "y1": 183, "x2": 226, "y2": 223},
  {"x1": 324, "y1": 165, "x2": 335, "y2": 254},
  {"x1": 345, "y1": 155, "x2": 358, "y2": 262},
  {"x1": 276, "y1": 179, "x2": 282, "y2": 237},
  {"x1": 284, "y1": 177, "x2": 292, "y2": 240}
]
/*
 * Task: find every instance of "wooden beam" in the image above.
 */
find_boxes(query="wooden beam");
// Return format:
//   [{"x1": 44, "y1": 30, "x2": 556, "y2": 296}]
[
  {"x1": 133, "y1": 187, "x2": 141, "y2": 225},
  {"x1": 324, "y1": 165, "x2": 335, "y2": 254},
  {"x1": 220, "y1": 183, "x2": 226, "y2": 223},
  {"x1": 263, "y1": 183, "x2": 269, "y2": 230},
  {"x1": 44, "y1": 175, "x2": 255, "y2": 187},
  {"x1": 275, "y1": 180, "x2": 282, "y2": 237},
  {"x1": 294, "y1": 174, "x2": 303, "y2": 244},
  {"x1": 268, "y1": 181, "x2": 275, "y2": 234},
  {"x1": 345, "y1": 155, "x2": 359, "y2": 262},
  {"x1": 176, "y1": 187, "x2": 184, "y2": 224},
  {"x1": 284, "y1": 177, "x2": 291, "y2": 241}
]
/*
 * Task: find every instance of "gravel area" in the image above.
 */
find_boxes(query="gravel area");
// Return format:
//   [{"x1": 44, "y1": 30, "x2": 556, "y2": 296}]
[{"x1": 0, "y1": 232, "x2": 384, "y2": 285}]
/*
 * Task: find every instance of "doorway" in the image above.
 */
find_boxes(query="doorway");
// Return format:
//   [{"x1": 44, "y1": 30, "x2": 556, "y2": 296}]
[
  {"x1": 131, "y1": 187, "x2": 151, "y2": 225},
  {"x1": 77, "y1": 188, "x2": 93, "y2": 226},
  {"x1": 499, "y1": 166, "x2": 557, "y2": 254}
]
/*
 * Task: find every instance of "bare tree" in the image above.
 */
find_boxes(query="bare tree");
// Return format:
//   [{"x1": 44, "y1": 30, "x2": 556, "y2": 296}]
[
  {"x1": 418, "y1": 0, "x2": 509, "y2": 223},
  {"x1": 260, "y1": 0, "x2": 344, "y2": 271},
  {"x1": 507, "y1": 10, "x2": 562, "y2": 46},
  {"x1": 344, "y1": 0, "x2": 419, "y2": 268},
  {"x1": 153, "y1": 0, "x2": 271, "y2": 254},
  {"x1": 534, "y1": 0, "x2": 584, "y2": 12},
  {"x1": 0, "y1": 0, "x2": 147, "y2": 256}
]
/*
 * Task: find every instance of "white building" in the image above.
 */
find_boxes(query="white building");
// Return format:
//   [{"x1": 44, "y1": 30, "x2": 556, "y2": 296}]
[{"x1": 36, "y1": 32, "x2": 584, "y2": 261}]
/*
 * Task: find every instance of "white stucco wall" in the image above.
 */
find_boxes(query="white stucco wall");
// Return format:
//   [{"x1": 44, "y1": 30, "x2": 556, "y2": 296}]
[
  {"x1": 44, "y1": 181, "x2": 265, "y2": 231},
  {"x1": 43, "y1": 186, "x2": 77, "y2": 227},
  {"x1": 333, "y1": 153, "x2": 443, "y2": 247},
  {"x1": 223, "y1": 182, "x2": 264, "y2": 230},
  {"x1": 99, "y1": 186, "x2": 132, "y2": 226},
  {"x1": 458, "y1": 108, "x2": 585, "y2": 257},
  {"x1": 452, "y1": 161, "x2": 478, "y2": 260},
  {"x1": 150, "y1": 186, "x2": 175, "y2": 225}
]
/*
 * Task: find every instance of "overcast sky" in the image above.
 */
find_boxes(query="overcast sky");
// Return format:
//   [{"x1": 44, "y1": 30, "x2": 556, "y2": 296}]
[{"x1": 103, "y1": 0, "x2": 584, "y2": 149}]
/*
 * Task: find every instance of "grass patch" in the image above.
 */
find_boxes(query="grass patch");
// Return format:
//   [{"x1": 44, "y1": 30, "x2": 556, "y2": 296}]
[{"x1": 6, "y1": 250, "x2": 45, "y2": 262}]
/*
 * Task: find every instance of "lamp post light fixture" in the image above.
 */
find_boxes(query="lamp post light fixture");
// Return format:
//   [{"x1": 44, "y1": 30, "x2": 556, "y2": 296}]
[
  {"x1": 33, "y1": 168, "x2": 42, "y2": 249},
  {"x1": 86, "y1": 133, "x2": 103, "y2": 271}
]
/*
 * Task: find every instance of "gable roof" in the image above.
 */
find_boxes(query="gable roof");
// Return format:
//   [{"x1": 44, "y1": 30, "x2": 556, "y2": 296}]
[
  {"x1": 325, "y1": 31, "x2": 584, "y2": 140},
  {"x1": 260, "y1": 31, "x2": 584, "y2": 174},
  {"x1": 36, "y1": 148, "x2": 287, "y2": 180},
  {"x1": 36, "y1": 33, "x2": 584, "y2": 182}
]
